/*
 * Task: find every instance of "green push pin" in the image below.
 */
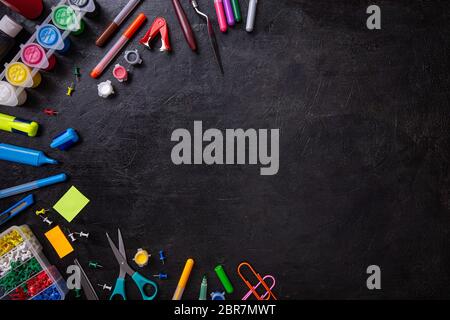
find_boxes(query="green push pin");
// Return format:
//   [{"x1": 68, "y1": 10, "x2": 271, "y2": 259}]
[
  {"x1": 74, "y1": 288, "x2": 82, "y2": 298},
  {"x1": 88, "y1": 261, "x2": 103, "y2": 269}
]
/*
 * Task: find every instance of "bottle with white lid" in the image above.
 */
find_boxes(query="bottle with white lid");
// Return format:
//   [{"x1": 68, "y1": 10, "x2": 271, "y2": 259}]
[{"x1": 0, "y1": 15, "x2": 22, "y2": 62}]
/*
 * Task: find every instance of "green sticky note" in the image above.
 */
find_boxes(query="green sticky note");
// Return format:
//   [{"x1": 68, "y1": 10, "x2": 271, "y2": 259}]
[{"x1": 53, "y1": 186, "x2": 90, "y2": 222}]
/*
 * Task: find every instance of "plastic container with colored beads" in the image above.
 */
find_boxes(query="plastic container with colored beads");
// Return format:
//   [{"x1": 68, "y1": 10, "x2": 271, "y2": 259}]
[{"x1": 0, "y1": 225, "x2": 67, "y2": 300}]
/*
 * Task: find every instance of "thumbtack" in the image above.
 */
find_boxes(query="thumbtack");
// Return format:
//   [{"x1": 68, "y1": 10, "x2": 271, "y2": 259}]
[
  {"x1": 40, "y1": 216, "x2": 53, "y2": 226},
  {"x1": 35, "y1": 208, "x2": 49, "y2": 216},
  {"x1": 73, "y1": 66, "x2": 81, "y2": 82},
  {"x1": 97, "y1": 283, "x2": 112, "y2": 291},
  {"x1": 159, "y1": 250, "x2": 166, "y2": 264},
  {"x1": 153, "y1": 273, "x2": 168, "y2": 280},
  {"x1": 68, "y1": 231, "x2": 77, "y2": 242},
  {"x1": 67, "y1": 83, "x2": 75, "y2": 96},
  {"x1": 76, "y1": 231, "x2": 89, "y2": 238},
  {"x1": 89, "y1": 261, "x2": 103, "y2": 269},
  {"x1": 74, "y1": 288, "x2": 82, "y2": 298},
  {"x1": 43, "y1": 108, "x2": 58, "y2": 116}
]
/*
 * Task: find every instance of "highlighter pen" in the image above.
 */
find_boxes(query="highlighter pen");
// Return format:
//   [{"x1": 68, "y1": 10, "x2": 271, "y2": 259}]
[
  {"x1": 171, "y1": 0, "x2": 197, "y2": 51},
  {"x1": 214, "y1": 0, "x2": 227, "y2": 33},
  {"x1": 0, "y1": 173, "x2": 67, "y2": 199},
  {"x1": 96, "y1": 0, "x2": 141, "y2": 47},
  {"x1": 231, "y1": 0, "x2": 242, "y2": 23},
  {"x1": 199, "y1": 275, "x2": 207, "y2": 300},
  {"x1": 0, "y1": 194, "x2": 34, "y2": 226},
  {"x1": 0, "y1": 112, "x2": 39, "y2": 137},
  {"x1": 172, "y1": 258, "x2": 194, "y2": 300},
  {"x1": 0, "y1": 143, "x2": 57, "y2": 167},
  {"x1": 246, "y1": 0, "x2": 258, "y2": 32},
  {"x1": 223, "y1": 0, "x2": 235, "y2": 26},
  {"x1": 91, "y1": 13, "x2": 147, "y2": 78}
]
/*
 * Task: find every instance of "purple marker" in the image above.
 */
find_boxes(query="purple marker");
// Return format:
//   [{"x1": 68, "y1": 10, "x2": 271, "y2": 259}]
[{"x1": 223, "y1": 0, "x2": 235, "y2": 26}]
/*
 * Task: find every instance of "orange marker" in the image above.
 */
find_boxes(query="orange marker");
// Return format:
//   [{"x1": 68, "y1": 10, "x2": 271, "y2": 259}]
[{"x1": 90, "y1": 13, "x2": 147, "y2": 79}]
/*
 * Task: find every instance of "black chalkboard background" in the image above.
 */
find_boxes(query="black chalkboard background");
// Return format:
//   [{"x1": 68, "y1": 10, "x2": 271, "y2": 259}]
[{"x1": 0, "y1": 0, "x2": 449, "y2": 300}]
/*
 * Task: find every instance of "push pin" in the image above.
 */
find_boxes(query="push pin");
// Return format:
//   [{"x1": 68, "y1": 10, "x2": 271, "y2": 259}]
[
  {"x1": 68, "y1": 231, "x2": 77, "y2": 242},
  {"x1": 73, "y1": 66, "x2": 81, "y2": 82},
  {"x1": 43, "y1": 108, "x2": 58, "y2": 116},
  {"x1": 35, "y1": 208, "x2": 49, "y2": 216},
  {"x1": 67, "y1": 83, "x2": 75, "y2": 96},
  {"x1": 76, "y1": 231, "x2": 89, "y2": 238},
  {"x1": 153, "y1": 272, "x2": 168, "y2": 280},
  {"x1": 74, "y1": 288, "x2": 82, "y2": 298},
  {"x1": 97, "y1": 283, "x2": 112, "y2": 291},
  {"x1": 40, "y1": 216, "x2": 53, "y2": 226},
  {"x1": 159, "y1": 250, "x2": 166, "y2": 264},
  {"x1": 89, "y1": 261, "x2": 103, "y2": 269}
]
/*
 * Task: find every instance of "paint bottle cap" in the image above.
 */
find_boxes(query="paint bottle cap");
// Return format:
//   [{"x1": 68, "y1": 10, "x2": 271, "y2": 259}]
[
  {"x1": 0, "y1": 80, "x2": 27, "y2": 106},
  {"x1": 21, "y1": 43, "x2": 50, "y2": 69},
  {"x1": 36, "y1": 24, "x2": 65, "y2": 50},
  {"x1": 124, "y1": 49, "x2": 142, "y2": 65},
  {"x1": 0, "y1": 15, "x2": 22, "y2": 38},
  {"x1": 52, "y1": 5, "x2": 82, "y2": 33},
  {"x1": 97, "y1": 80, "x2": 114, "y2": 98},
  {"x1": 113, "y1": 64, "x2": 128, "y2": 82},
  {"x1": 5, "y1": 62, "x2": 34, "y2": 88},
  {"x1": 69, "y1": 0, "x2": 96, "y2": 13},
  {"x1": 133, "y1": 248, "x2": 150, "y2": 267}
]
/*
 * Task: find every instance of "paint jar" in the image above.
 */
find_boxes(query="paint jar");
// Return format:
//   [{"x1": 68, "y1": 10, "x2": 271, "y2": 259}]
[
  {"x1": 36, "y1": 24, "x2": 71, "y2": 55},
  {"x1": 52, "y1": 5, "x2": 85, "y2": 36},
  {"x1": 0, "y1": 15, "x2": 22, "y2": 62},
  {"x1": 68, "y1": 0, "x2": 98, "y2": 17},
  {"x1": 21, "y1": 43, "x2": 56, "y2": 71},
  {"x1": 113, "y1": 64, "x2": 128, "y2": 82},
  {"x1": 5, "y1": 62, "x2": 41, "y2": 88},
  {"x1": 0, "y1": 0, "x2": 43, "y2": 20},
  {"x1": 0, "y1": 80, "x2": 27, "y2": 106}
]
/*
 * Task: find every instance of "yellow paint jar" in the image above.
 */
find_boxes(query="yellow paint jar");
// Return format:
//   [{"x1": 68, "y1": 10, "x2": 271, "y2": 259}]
[{"x1": 5, "y1": 62, "x2": 41, "y2": 88}]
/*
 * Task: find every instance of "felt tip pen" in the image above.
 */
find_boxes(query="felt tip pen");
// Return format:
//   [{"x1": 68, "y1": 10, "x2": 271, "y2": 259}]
[
  {"x1": 0, "y1": 112, "x2": 39, "y2": 137},
  {"x1": 171, "y1": 0, "x2": 197, "y2": 51},
  {"x1": 90, "y1": 13, "x2": 147, "y2": 79},
  {"x1": 0, "y1": 194, "x2": 34, "y2": 226},
  {"x1": 246, "y1": 0, "x2": 258, "y2": 32},
  {"x1": 223, "y1": 0, "x2": 235, "y2": 26},
  {"x1": 214, "y1": 0, "x2": 228, "y2": 33},
  {"x1": 0, "y1": 173, "x2": 68, "y2": 199},
  {"x1": 96, "y1": 0, "x2": 141, "y2": 47},
  {"x1": 172, "y1": 258, "x2": 194, "y2": 300},
  {"x1": 0, "y1": 143, "x2": 57, "y2": 167},
  {"x1": 199, "y1": 275, "x2": 207, "y2": 300},
  {"x1": 231, "y1": 0, "x2": 242, "y2": 23}
]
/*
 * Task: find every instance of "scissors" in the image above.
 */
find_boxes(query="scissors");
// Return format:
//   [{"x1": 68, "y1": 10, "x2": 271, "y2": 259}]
[{"x1": 106, "y1": 229, "x2": 158, "y2": 300}]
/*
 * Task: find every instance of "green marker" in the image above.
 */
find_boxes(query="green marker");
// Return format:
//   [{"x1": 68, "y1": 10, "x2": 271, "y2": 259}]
[
  {"x1": 214, "y1": 265, "x2": 234, "y2": 294},
  {"x1": 199, "y1": 275, "x2": 208, "y2": 300},
  {"x1": 231, "y1": 0, "x2": 242, "y2": 23}
]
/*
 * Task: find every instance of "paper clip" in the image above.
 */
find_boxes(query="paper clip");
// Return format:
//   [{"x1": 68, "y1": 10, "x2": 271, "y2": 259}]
[
  {"x1": 237, "y1": 262, "x2": 277, "y2": 300},
  {"x1": 242, "y1": 275, "x2": 276, "y2": 300}
]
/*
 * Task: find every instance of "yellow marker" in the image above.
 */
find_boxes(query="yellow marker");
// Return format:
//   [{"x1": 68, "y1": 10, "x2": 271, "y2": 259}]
[
  {"x1": 5, "y1": 62, "x2": 41, "y2": 88},
  {"x1": 0, "y1": 112, "x2": 39, "y2": 137},
  {"x1": 172, "y1": 258, "x2": 194, "y2": 300}
]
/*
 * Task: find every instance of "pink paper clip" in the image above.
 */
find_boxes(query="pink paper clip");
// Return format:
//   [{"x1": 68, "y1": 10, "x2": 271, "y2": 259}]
[{"x1": 242, "y1": 275, "x2": 276, "y2": 300}]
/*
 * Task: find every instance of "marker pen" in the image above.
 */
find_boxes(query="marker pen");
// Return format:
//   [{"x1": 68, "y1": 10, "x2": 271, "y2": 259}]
[
  {"x1": 246, "y1": 0, "x2": 258, "y2": 32},
  {"x1": 222, "y1": 0, "x2": 235, "y2": 26},
  {"x1": 214, "y1": 0, "x2": 227, "y2": 32},
  {"x1": 231, "y1": 0, "x2": 242, "y2": 23},
  {"x1": 90, "y1": 13, "x2": 147, "y2": 79},
  {"x1": 0, "y1": 112, "x2": 39, "y2": 137},
  {"x1": 0, "y1": 173, "x2": 67, "y2": 199},
  {"x1": 0, "y1": 143, "x2": 57, "y2": 166}
]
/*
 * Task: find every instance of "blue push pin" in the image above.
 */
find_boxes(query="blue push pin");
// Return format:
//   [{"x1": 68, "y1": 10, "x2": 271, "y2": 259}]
[
  {"x1": 51, "y1": 128, "x2": 79, "y2": 151},
  {"x1": 159, "y1": 250, "x2": 166, "y2": 264},
  {"x1": 153, "y1": 273, "x2": 168, "y2": 280}
]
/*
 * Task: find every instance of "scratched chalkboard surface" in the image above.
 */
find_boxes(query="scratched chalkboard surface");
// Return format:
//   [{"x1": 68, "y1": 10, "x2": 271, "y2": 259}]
[{"x1": 0, "y1": 0, "x2": 449, "y2": 300}]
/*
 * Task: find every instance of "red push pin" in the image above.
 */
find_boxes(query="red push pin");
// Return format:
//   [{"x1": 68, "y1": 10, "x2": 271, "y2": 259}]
[{"x1": 43, "y1": 108, "x2": 58, "y2": 116}]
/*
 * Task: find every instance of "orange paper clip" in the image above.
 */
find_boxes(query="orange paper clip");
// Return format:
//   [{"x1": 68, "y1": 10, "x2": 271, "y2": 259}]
[{"x1": 237, "y1": 262, "x2": 277, "y2": 300}]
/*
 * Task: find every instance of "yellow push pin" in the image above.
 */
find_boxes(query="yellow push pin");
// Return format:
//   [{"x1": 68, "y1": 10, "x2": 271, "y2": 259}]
[
  {"x1": 133, "y1": 248, "x2": 150, "y2": 267},
  {"x1": 66, "y1": 83, "x2": 74, "y2": 96},
  {"x1": 35, "y1": 208, "x2": 49, "y2": 216}
]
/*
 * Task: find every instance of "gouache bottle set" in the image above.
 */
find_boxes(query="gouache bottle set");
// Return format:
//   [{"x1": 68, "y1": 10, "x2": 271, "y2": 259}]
[
  {"x1": 0, "y1": 225, "x2": 67, "y2": 300},
  {"x1": 0, "y1": 0, "x2": 96, "y2": 107}
]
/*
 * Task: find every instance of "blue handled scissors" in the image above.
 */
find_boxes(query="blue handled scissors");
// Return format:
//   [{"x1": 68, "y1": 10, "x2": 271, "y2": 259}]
[{"x1": 106, "y1": 229, "x2": 158, "y2": 300}]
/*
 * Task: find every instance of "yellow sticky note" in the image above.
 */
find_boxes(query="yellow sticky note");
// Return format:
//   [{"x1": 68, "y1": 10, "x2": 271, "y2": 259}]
[
  {"x1": 45, "y1": 226, "x2": 74, "y2": 259},
  {"x1": 53, "y1": 186, "x2": 90, "y2": 223}
]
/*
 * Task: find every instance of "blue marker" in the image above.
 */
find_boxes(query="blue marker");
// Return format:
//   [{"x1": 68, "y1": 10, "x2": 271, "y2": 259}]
[
  {"x1": 51, "y1": 128, "x2": 79, "y2": 151},
  {"x1": 0, "y1": 194, "x2": 34, "y2": 226},
  {"x1": 0, "y1": 143, "x2": 58, "y2": 167},
  {"x1": 0, "y1": 173, "x2": 68, "y2": 199}
]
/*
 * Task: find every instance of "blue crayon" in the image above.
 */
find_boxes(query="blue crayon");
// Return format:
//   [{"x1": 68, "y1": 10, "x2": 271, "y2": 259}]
[
  {"x1": 0, "y1": 173, "x2": 68, "y2": 199},
  {"x1": 0, "y1": 143, "x2": 57, "y2": 166}
]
